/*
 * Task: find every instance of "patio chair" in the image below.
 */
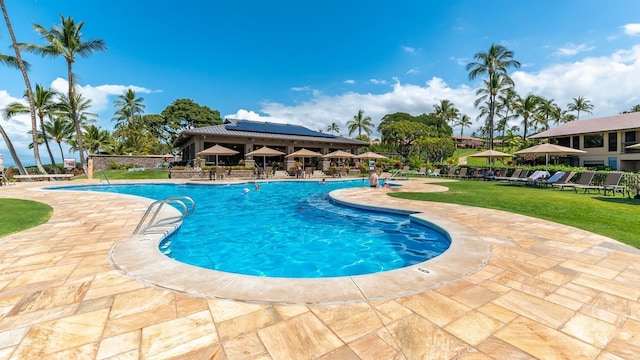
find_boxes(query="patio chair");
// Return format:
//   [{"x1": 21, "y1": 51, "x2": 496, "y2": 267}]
[
  {"x1": 452, "y1": 167, "x2": 468, "y2": 179},
  {"x1": 553, "y1": 171, "x2": 595, "y2": 191},
  {"x1": 428, "y1": 168, "x2": 441, "y2": 176},
  {"x1": 214, "y1": 167, "x2": 226, "y2": 180},
  {"x1": 417, "y1": 167, "x2": 427, "y2": 176},
  {"x1": 401, "y1": 166, "x2": 411, "y2": 175},
  {"x1": 304, "y1": 167, "x2": 314, "y2": 178},
  {"x1": 574, "y1": 172, "x2": 624, "y2": 196},
  {"x1": 1, "y1": 166, "x2": 14, "y2": 186},
  {"x1": 264, "y1": 166, "x2": 273, "y2": 179}
]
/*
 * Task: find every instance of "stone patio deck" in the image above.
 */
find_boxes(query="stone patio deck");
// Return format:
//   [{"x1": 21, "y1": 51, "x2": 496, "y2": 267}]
[{"x1": 0, "y1": 178, "x2": 639, "y2": 359}]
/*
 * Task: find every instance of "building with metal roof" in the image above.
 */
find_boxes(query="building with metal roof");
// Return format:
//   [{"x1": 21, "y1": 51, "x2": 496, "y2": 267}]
[
  {"x1": 530, "y1": 112, "x2": 640, "y2": 171},
  {"x1": 174, "y1": 118, "x2": 369, "y2": 169}
]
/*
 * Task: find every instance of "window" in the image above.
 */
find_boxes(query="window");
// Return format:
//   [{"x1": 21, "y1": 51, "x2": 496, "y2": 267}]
[
  {"x1": 584, "y1": 133, "x2": 604, "y2": 148},
  {"x1": 556, "y1": 137, "x2": 570, "y2": 147},
  {"x1": 572, "y1": 136, "x2": 580, "y2": 149},
  {"x1": 608, "y1": 132, "x2": 618, "y2": 152}
]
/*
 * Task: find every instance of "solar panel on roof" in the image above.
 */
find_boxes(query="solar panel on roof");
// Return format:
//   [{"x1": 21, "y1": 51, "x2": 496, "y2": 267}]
[{"x1": 225, "y1": 120, "x2": 336, "y2": 138}]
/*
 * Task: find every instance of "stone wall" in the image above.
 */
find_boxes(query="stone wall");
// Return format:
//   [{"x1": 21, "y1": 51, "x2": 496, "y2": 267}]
[{"x1": 89, "y1": 155, "x2": 176, "y2": 171}]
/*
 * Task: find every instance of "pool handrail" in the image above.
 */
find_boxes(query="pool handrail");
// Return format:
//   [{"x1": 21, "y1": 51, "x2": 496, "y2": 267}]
[{"x1": 133, "y1": 196, "x2": 195, "y2": 235}]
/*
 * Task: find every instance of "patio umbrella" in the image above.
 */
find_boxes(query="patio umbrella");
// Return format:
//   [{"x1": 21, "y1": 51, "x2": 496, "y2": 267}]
[
  {"x1": 353, "y1": 151, "x2": 388, "y2": 159},
  {"x1": 285, "y1": 148, "x2": 323, "y2": 169},
  {"x1": 321, "y1": 150, "x2": 355, "y2": 159},
  {"x1": 245, "y1": 146, "x2": 285, "y2": 169},
  {"x1": 468, "y1": 149, "x2": 513, "y2": 165},
  {"x1": 285, "y1": 148, "x2": 323, "y2": 158},
  {"x1": 197, "y1": 144, "x2": 239, "y2": 166},
  {"x1": 514, "y1": 143, "x2": 586, "y2": 168},
  {"x1": 626, "y1": 143, "x2": 640, "y2": 149}
]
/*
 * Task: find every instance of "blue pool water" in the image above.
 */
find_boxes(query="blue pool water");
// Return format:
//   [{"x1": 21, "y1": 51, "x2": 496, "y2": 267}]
[{"x1": 54, "y1": 180, "x2": 450, "y2": 278}]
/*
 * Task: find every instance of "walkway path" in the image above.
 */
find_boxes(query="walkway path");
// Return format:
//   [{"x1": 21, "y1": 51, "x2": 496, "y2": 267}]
[{"x1": 0, "y1": 179, "x2": 638, "y2": 359}]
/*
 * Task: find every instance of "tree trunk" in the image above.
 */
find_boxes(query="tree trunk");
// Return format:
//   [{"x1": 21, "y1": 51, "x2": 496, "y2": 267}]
[
  {"x1": 0, "y1": 0, "x2": 45, "y2": 173},
  {"x1": 40, "y1": 116, "x2": 58, "y2": 174},
  {"x1": 0, "y1": 123, "x2": 27, "y2": 175},
  {"x1": 68, "y1": 62, "x2": 87, "y2": 174}
]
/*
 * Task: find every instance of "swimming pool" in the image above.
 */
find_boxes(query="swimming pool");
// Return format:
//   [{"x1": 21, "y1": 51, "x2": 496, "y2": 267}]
[{"x1": 56, "y1": 180, "x2": 450, "y2": 278}]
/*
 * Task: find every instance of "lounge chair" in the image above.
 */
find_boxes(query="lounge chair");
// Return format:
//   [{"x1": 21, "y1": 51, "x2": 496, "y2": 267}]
[
  {"x1": 537, "y1": 171, "x2": 575, "y2": 188},
  {"x1": 442, "y1": 167, "x2": 458, "y2": 178},
  {"x1": 553, "y1": 171, "x2": 595, "y2": 191},
  {"x1": 495, "y1": 168, "x2": 521, "y2": 182},
  {"x1": 417, "y1": 167, "x2": 427, "y2": 176},
  {"x1": 428, "y1": 168, "x2": 441, "y2": 176},
  {"x1": 452, "y1": 167, "x2": 468, "y2": 179},
  {"x1": 401, "y1": 166, "x2": 411, "y2": 176},
  {"x1": 574, "y1": 172, "x2": 624, "y2": 196},
  {"x1": 518, "y1": 170, "x2": 550, "y2": 185}
]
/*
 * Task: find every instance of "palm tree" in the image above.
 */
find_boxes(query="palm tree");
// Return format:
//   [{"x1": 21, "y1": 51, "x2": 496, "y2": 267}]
[
  {"x1": 433, "y1": 99, "x2": 459, "y2": 127},
  {"x1": 327, "y1": 122, "x2": 340, "y2": 135},
  {"x1": 113, "y1": 88, "x2": 145, "y2": 128},
  {"x1": 455, "y1": 114, "x2": 472, "y2": 139},
  {"x1": 466, "y1": 44, "x2": 521, "y2": 150},
  {"x1": 83, "y1": 125, "x2": 112, "y2": 155},
  {"x1": 0, "y1": 0, "x2": 45, "y2": 174},
  {"x1": 43, "y1": 116, "x2": 74, "y2": 163},
  {"x1": 474, "y1": 73, "x2": 513, "y2": 146},
  {"x1": 346, "y1": 109, "x2": 374, "y2": 138},
  {"x1": 5, "y1": 84, "x2": 61, "y2": 173},
  {"x1": 514, "y1": 94, "x2": 541, "y2": 142},
  {"x1": 58, "y1": 92, "x2": 97, "y2": 159},
  {"x1": 536, "y1": 97, "x2": 557, "y2": 133},
  {"x1": 567, "y1": 96, "x2": 593, "y2": 121},
  {"x1": 21, "y1": 15, "x2": 106, "y2": 174}
]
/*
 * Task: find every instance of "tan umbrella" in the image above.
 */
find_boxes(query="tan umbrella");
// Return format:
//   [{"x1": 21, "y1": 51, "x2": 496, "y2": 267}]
[
  {"x1": 321, "y1": 150, "x2": 355, "y2": 158},
  {"x1": 626, "y1": 143, "x2": 640, "y2": 149},
  {"x1": 197, "y1": 144, "x2": 239, "y2": 166},
  {"x1": 353, "y1": 151, "x2": 388, "y2": 159},
  {"x1": 245, "y1": 146, "x2": 285, "y2": 169},
  {"x1": 469, "y1": 149, "x2": 513, "y2": 165},
  {"x1": 514, "y1": 143, "x2": 586, "y2": 168},
  {"x1": 285, "y1": 148, "x2": 323, "y2": 158}
]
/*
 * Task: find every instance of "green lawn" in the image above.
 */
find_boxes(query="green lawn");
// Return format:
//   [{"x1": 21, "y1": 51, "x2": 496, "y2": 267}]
[
  {"x1": 0, "y1": 199, "x2": 52, "y2": 237},
  {"x1": 74, "y1": 169, "x2": 170, "y2": 180},
  {"x1": 389, "y1": 180, "x2": 640, "y2": 248}
]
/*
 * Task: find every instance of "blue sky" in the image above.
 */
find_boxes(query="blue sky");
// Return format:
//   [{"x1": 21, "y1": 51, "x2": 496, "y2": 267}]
[{"x1": 2, "y1": 0, "x2": 640, "y2": 166}]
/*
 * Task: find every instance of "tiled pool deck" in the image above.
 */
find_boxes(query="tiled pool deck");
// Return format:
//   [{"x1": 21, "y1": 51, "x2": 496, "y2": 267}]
[{"x1": 0, "y1": 178, "x2": 639, "y2": 359}]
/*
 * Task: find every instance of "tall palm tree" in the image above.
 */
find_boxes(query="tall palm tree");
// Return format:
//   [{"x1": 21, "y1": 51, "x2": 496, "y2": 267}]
[
  {"x1": 346, "y1": 109, "x2": 374, "y2": 138},
  {"x1": 5, "y1": 84, "x2": 61, "y2": 172},
  {"x1": 567, "y1": 96, "x2": 593, "y2": 121},
  {"x1": 474, "y1": 73, "x2": 513, "y2": 146},
  {"x1": 21, "y1": 15, "x2": 106, "y2": 174},
  {"x1": 433, "y1": 99, "x2": 459, "y2": 127},
  {"x1": 327, "y1": 122, "x2": 340, "y2": 135},
  {"x1": 83, "y1": 125, "x2": 112, "y2": 155},
  {"x1": 58, "y1": 92, "x2": 97, "y2": 159},
  {"x1": 0, "y1": 0, "x2": 44, "y2": 174},
  {"x1": 536, "y1": 97, "x2": 557, "y2": 133},
  {"x1": 43, "y1": 116, "x2": 74, "y2": 163},
  {"x1": 466, "y1": 44, "x2": 521, "y2": 150},
  {"x1": 514, "y1": 94, "x2": 541, "y2": 142}
]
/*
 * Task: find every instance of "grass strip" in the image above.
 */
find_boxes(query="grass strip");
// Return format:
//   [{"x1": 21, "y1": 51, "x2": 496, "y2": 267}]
[{"x1": 0, "y1": 199, "x2": 53, "y2": 237}]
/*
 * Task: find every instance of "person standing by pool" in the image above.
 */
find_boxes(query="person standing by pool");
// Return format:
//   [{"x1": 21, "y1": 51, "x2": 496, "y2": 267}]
[{"x1": 369, "y1": 170, "x2": 379, "y2": 188}]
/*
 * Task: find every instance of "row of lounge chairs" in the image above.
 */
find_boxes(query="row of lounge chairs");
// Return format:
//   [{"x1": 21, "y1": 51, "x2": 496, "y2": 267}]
[{"x1": 438, "y1": 166, "x2": 627, "y2": 196}]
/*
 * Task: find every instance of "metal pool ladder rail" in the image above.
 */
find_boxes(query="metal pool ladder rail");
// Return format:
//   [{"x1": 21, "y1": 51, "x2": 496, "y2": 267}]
[
  {"x1": 99, "y1": 170, "x2": 110, "y2": 185},
  {"x1": 133, "y1": 196, "x2": 195, "y2": 235}
]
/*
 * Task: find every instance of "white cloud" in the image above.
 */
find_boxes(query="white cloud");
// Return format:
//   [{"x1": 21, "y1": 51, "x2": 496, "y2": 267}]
[
  {"x1": 369, "y1": 79, "x2": 387, "y2": 84},
  {"x1": 291, "y1": 86, "x2": 310, "y2": 92},
  {"x1": 343, "y1": 79, "x2": 355, "y2": 84},
  {"x1": 406, "y1": 68, "x2": 420, "y2": 75},
  {"x1": 402, "y1": 46, "x2": 416, "y2": 53},
  {"x1": 555, "y1": 43, "x2": 595, "y2": 56},
  {"x1": 622, "y1": 23, "x2": 640, "y2": 35}
]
